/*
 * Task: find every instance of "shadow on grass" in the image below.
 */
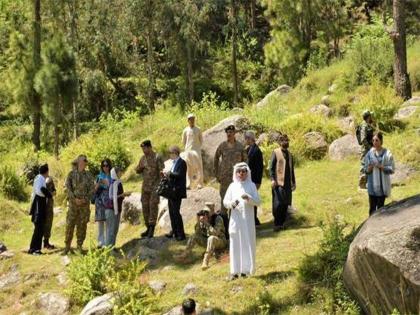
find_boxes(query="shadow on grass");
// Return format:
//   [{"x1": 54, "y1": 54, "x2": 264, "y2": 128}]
[
  {"x1": 256, "y1": 270, "x2": 294, "y2": 284},
  {"x1": 256, "y1": 214, "x2": 315, "y2": 239}
]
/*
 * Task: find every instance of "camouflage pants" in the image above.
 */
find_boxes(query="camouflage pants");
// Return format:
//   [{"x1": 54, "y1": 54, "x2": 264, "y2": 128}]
[
  {"x1": 359, "y1": 147, "x2": 370, "y2": 188},
  {"x1": 65, "y1": 203, "x2": 90, "y2": 248},
  {"x1": 219, "y1": 179, "x2": 232, "y2": 214},
  {"x1": 141, "y1": 190, "x2": 159, "y2": 225},
  {"x1": 187, "y1": 234, "x2": 227, "y2": 255},
  {"x1": 43, "y1": 200, "x2": 54, "y2": 240}
]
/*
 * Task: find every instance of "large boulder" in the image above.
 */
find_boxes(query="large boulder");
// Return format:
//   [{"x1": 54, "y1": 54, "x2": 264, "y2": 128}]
[
  {"x1": 37, "y1": 292, "x2": 70, "y2": 315},
  {"x1": 121, "y1": 192, "x2": 142, "y2": 225},
  {"x1": 391, "y1": 162, "x2": 417, "y2": 186},
  {"x1": 158, "y1": 187, "x2": 221, "y2": 233},
  {"x1": 309, "y1": 104, "x2": 332, "y2": 117},
  {"x1": 343, "y1": 195, "x2": 420, "y2": 315},
  {"x1": 120, "y1": 236, "x2": 170, "y2": 265},
  {"x1": 402, "y1": 96, "x2": 420, "y2": 106},
  {"x1": 256, "y1": 131, "x2": 281, "y2": 146},
  {"x1": 256, "y1": 85, "x2": 291, "y2": 109},
  {"x1": 394, "y1": 105, "x2": 418, "y2": 120},
  {"x1": 303, "y1": 131, "x2": 328, "y2": 160},
  {"x1": 337, "y1": 116, "x2": 355, "y2": 134},
  {"x1": 201, "y1": 115, "x2": 250, "y2": 180},
  {"x1": 80, "y1": 293, "x2": 114, "y2": 315},
  {"x1": 328, "y1": 135, "x2": 359, "y2": 161}
]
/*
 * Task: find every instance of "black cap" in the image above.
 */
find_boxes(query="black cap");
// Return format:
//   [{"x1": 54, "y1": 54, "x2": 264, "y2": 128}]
[
  {"x1": 196, "y1": 209, "x2": 210, "y2": 216},
  {"x1": 39, "y1": 163, "x2": 49, "y2": 174},
  {"x1": 224, "y1": 124, "x2": 236, "y2": 132},
  {"x1": 141, "y1": 140, "x2": 152, "y2": 147}
]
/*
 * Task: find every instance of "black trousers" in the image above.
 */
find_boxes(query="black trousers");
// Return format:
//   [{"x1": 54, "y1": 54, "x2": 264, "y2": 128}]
[
  {"x1": 272, "y1": 186, "x2": 292, "y2": 227},
  {"x1": 168, "y1": 198, "x2": 185, "y2": 238},
  {"x1": 369, "y1": 195, "x2": 386, "y2": 216},
  {"x1": 30, "y1": 220, "x2": 45, "y2": 251}
]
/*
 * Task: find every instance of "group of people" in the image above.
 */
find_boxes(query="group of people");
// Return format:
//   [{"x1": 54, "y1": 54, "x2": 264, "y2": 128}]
[{"x1": 27, "y1": 111, "x2": 395, "y2": 280}]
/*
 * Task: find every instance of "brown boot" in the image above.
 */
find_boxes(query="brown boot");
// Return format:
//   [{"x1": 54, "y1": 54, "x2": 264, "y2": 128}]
[{"x1": 201, "y1": 252, "x2": 210, "y2": 270}]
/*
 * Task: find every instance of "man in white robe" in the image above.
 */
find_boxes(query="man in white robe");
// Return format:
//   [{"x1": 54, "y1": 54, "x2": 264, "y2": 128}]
[
  {"x1": 181, "y1": 114, "x2": 204, "y2": 189},
  {"x1": 223, "y1": 162, "x2": 260, "y2": 280}
]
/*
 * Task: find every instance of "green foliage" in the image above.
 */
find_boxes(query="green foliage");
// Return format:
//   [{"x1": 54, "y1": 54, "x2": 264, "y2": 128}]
[
  {"x1": 66, "y1": 247, "x2": 116, "y2": 305},
  {"x1": 298, "y1": 216, "x2": 360, "y2": 314},
  {"x1": 342, "y1": 18, "x2": 393, "y2": 89},
  {"x1": 408, "y1": 40, "x2": 420, "y2": 92},
  {"x1": 0, "y1": 164, "x2": 27, "y2": 201},
  {"x1": 108, "y1": 259, "x2": 153, "y2": 315}
]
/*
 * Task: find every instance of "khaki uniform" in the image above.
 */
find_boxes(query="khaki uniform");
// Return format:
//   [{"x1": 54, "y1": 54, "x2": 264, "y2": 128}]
[
  {"x1": 359, "y1": 121, "x2": 374, "y2": 188},
  {"x1": 136, "y1": 152, "x2": 164, "y2": 225},
  {"x1": 182, "y1": 126, "x2": 204, "y2": 188},
  {"x1": 214, "y1": 141, "x2": 247, "y2": 212},
  {"x1": 43, "y1": 177, "x2": 56, "y2": 240},
  {"x1": 65, "y1": 169, "x2": 94, "y2": 249},
  {"x1": 186, "y1": 215, "x2": 227, "y2": 255}
]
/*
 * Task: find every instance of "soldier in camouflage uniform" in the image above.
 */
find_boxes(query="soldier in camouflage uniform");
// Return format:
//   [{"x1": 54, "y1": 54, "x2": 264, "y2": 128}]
[
  {"x1": 64, "y1": 155, "x2": 95, "y2": 253},
  {"x1": 214, "y1": 125, "x2": 247, "y2": 213},
  {"x1": 136, "y1": 140, "x2": 164, "y2": 238},
  {"x1": 43, "y1": 176, "x2": 56, "y2": 249},
  {"x1": 359, "y1": 111, "x2": 374, "y2": 189},
  {"x1": 176, "y1": 203, "x2": 227, "y2": 270}
]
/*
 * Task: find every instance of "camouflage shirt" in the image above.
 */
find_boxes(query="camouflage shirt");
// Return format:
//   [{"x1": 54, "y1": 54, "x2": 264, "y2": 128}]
[
  {"x1": 195, "y1": 215, "x2": 226, "y2": 241},
  {"x1": 136, "y1": 151, "x2": 164, "y2": 192},
  {"x1": 360, "y1": 121, "x2": 374, "y2": 154},
  {"x1": 214, "y1": 140, "x2": 247, "y2": 181},
  {"x1": 65, "y1": 169, "x2": 95, "y2": 202}
]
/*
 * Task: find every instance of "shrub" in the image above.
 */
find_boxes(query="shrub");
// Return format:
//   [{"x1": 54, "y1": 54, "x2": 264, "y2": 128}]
[
  {"x1": 0, "y1": 164, "x2": 27, "y2": 201},
  {"x1": 297, "y1": 216, "x2": 360, "y2": 314},
  {"x1": 66, "y1": 247, "x2": 116, "y2": 305}
]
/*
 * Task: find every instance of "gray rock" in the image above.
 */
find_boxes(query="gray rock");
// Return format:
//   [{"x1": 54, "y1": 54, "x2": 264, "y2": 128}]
[
  {"x1": 394, "y1": 105, "x2": 418, "y2": 119},
  {"x1": 183, "y1": 283, "x2": 198, "y2": 295},
  {"x1": 163, "y1": 306, "x2": 182, "y2": 315},
  {"x1": 61, "y1": 255, "x2": 71, "y2": 266},
  {"x1": 402, "y1": 96, "x2": 420, "y2": 106},
  {"x1": 303, "y1": 131, "x2": 328, "y2": 160},
  {"x1": 80, "y1": 293, "x2": 114, "y2": 315},
  {"x1": 327, "y1": 83, "x2": 337, "y2": 94},
  {"x1": 0, "y1": 251, "x2": 14, "y2": 259},
  {"x1": 0, "y1": 264, "x2": 20, "y2": 290},
  {"x1": 344, "y1": 195, "x2": 420, "y2": 315},
  {"x1": 121, "y1": 192, "x2": 142, "y2": 225},
  {"x1": 391, "y1": 163, "x2": 417, "y2": 186},
  {"x1": 256, "y1": 85, "x2": 291, "y2": 109},
  {"x1": 56, "y1": 273, "x2": 67, "y2": 286},
  {"x1": 337, "y1": 116, "x2": 355, "y2": 134},
  {"x1": 37, "y1": 292, "x2": 69, "y2": 315},
  {"x1": 328, "y1": 135, "x2": 359, "y2": 161},
  {"x1": 158, "y1": 187, "x2": 221, "y2": 233},
  {"x1": 148, "y1": 280, "x2": 167, "y2": 294},
  {"x1": 256, "y1": 131, "x2": 281, "y2": 146},
  {"x1": 0, "y1": 242, "x2": 7, "y2": 253},
  {"x1": 201, "y1": 115, "x2": 251, "y2": 180},
  {"x1": 120, "y1": 237, "x2": 170, "y2": 264},
  {"x1": 321, "y1": 95, "x2": 330, "y2": 106},
  {"x1": 309, "y1": 104, "x2": 332, "y2": 117}
]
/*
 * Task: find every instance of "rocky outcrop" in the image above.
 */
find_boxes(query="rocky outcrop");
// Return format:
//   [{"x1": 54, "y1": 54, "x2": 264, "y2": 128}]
[
  {"x1": 80, "y1": 293, "x2": 114, "y2": 315},
  {"x1": 201, "y1": 115, "x2": 250, "y2": 180},
  {"x1": 328, "y1": 135, "x2": 359, "y2": 161},
  {"x1": 121, "y1": 192, "x2": 142, "y2": 225},
  {"x1": 391, "y1": 163, "x2": 417, "y2": 186},
  {"x1": 402, "y1": 96, "x2": 420, "y2": 106},
  {"x1": 337, "y1": 116, "x2": 355, "y2": 134},
  {"x1": 343, "y1": 195, "x2": 420, "y2": 315},
  {"x1": 303, "y1": 131, "x2": 328, "y2": 160},
  {"x1": 37, "y1": 292, "x2": 70, "y2": 315},
  {"x1": 394, "y1": 105, "x2": 418, "y2": 119},
  {"x1": 120, "y1": 236, "x2": 170, "y2": 265},
  {"x1": 256, "y1": 85, "x2": 291, "y2": 109},
  {"x1": 158, "y1": 187, "x2": 221, "y2": 233},
  {"x1": 0, "y1": 264, "x2": 20, "y2": 290},
  {"x1": 309, "y1": 104, "x2": 332, "y2": 117},
  {"x1": 256, "y1": 131, "x2": 281, "y2": 146}
]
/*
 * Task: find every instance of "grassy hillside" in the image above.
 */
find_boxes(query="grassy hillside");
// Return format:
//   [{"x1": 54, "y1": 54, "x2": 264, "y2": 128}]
[{"x1": 0, "y1": 41, "x2": 419, "y2": 314}]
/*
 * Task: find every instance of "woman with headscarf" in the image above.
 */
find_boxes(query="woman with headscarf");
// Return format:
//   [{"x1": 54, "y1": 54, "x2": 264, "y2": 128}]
[
  {"x1": 223, "y1": 162, "x2": 261, "y2": 280},
  {"x1": 94, "y1": 159, "x2": 112, "y2": 247}
]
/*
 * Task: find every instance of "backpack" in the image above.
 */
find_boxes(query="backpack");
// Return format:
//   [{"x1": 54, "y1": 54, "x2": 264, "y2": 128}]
[{"x1": 355, "y1": 125, "x2": 362, "y2": 145}]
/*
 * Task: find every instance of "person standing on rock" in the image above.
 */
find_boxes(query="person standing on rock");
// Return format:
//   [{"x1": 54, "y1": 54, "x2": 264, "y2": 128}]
[
  {"x1": 214, "y1": 125, "x2": 247, "y2": 213},
  {"x1": 28, "y1": 164, "x2": 52, "y2": 255},
  {"x1": 245, "y1": 131, "x2": 264, "y2": 226},
  {"x1": 223, "y1": 162, "x2": 260, "y2": 280},
  {"x1": 136, "y1": 140, "x2": 164, "y2": 239},
  {"x1": 43, "y1": 176, "x2": 56, "y2": 249},
  {"x1": 64, "y1": 155, "x2": 95, "y2": 254},
  {"x1": 270, "y1": 134, "x2": 296, "y2": 232},
  {"x1": 358, "y1": 110, "x2": 375, "y2": 189},
  {"x1": 182, "y1": 113, "x2": 204, "y2": 189},
  {"x1": 363, "y1": 132, "x2": 395, "y2": 216},
  {"x1": 163, "y1": 145, "x2": 187, "y2": 241},
  {"x1": 175, "y1": 203, "x2": 227, "y2": 270}
]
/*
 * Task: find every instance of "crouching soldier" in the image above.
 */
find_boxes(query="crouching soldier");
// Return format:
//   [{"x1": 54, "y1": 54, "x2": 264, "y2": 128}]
[{"x1": 176, "y1": 203, "x2": 227, "y2": 270}]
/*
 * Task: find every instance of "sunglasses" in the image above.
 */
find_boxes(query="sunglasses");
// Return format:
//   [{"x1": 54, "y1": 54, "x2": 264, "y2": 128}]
[
  {"x1": 236, "y1": 169, "x2": 248, "y2": 173},
  {"x1": 102, "y1": 164, "x2": 109, "y2": 167}
]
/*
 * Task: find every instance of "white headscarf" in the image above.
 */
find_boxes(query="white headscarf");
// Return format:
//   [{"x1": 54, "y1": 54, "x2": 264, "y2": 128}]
[
  {"x1": 109, "y1": 168, "x2": 121, "y2": 215},
  {"x1": 232, "y1": 162, "x2": 253, "y2": 184}
]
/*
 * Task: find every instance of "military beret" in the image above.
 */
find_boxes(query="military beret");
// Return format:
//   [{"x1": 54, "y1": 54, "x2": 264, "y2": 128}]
[
  {"x1": 224, "y1": 124, "x2": 236, "y2": 132},
  {"x1": 141, "y1": 140, "x2": 152, "y2": 147},
  {"x1": 362, "y1": 110, "x2": 371, "y2": 120}
]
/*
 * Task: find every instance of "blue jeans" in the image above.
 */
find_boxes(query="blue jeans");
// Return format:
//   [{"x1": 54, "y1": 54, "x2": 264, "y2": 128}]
[{"x1": 105, "y1": 209, "x2": 121, "y2": 246}]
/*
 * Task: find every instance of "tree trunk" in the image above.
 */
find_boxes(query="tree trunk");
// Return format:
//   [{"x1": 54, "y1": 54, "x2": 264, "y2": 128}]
[
  {"x1": 146, "y1": 27, "x2": 155, "y2": 112},
  {"x1": 250, "y1": 0, "x2": 256, "y2": 30},
  {"x1": 231, "y1": 0, "x2": 239, "y2": 107},
  {"x1": 32, "y1": 0, "x2": 42, "y2": 151},
  {"x1": 70, "y1": 0, "x2": 79, "y2": 139},
  {"x1": 186, "y1": 41, "x2": 194, "y2": 104},
  {"x1": 54, "y1": 119, "x2": 59, "y2": 158},
  {"x1": 392, "y1": 0, "x2": 411, "y2": 100}
]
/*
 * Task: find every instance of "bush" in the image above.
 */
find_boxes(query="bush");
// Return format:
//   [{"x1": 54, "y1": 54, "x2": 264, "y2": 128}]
[
  {"x1": 67, "y1": 247, "x2": 116, "y2": 305},
  {"x1": 0, "y1": 165, "x2": 27, "y2": 201},
  {"x1": 297, "y1": 216, "x2": 360, "y2": 314}
]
